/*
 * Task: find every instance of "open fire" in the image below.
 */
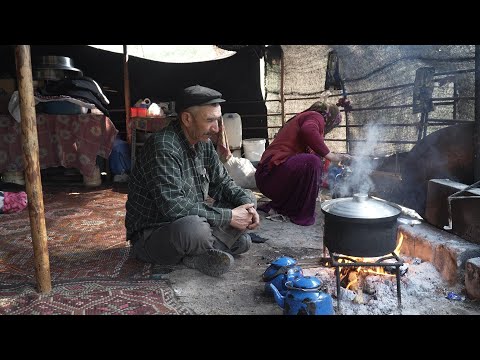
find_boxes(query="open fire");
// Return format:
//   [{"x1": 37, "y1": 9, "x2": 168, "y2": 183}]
[
  {"x1": 340, "y1": 233, "x2": 406, "y2": 291},
  {"x1": 326, "y1": 232, "x2": 407, "y2": 311}
]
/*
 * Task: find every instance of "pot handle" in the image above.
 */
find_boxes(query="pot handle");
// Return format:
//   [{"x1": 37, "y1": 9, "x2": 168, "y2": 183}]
[
  {"x1": 397, "y1": 217, "x2": 421, "y2": 226},
  {"x1": 262, "y1": 265, "x2": 289, "y2": 282}
]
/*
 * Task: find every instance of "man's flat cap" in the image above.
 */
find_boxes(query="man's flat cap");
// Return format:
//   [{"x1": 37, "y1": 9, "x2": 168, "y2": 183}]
[{"x1": 175, "y1": 85, "x2": 225, "y2": 113}]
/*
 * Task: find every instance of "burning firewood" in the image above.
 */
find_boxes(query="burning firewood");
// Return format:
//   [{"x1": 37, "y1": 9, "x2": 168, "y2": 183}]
[
  {"x1": 350, "y1": 272, "x2": 365, "y2": 304},
  {"x1": 347, "y1": 270, "x2": 359, "y2": 291},
  {"x1": 385, "y1": 263, "x2": 409, "y2": 276}
]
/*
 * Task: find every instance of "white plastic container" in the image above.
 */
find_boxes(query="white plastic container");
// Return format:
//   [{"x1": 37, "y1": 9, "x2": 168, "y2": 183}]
[
  {"x1": 223, "y1": 113, "x2": 242, "y2": 150},
  {"x1": 243, "y1": 138, "x2": 266, "y2": 162},
  {"x1": 231, "y1": 149, "x2": 242, "y2": 158}
]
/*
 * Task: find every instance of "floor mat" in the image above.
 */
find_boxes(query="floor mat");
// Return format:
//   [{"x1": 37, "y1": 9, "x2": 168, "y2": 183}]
[
  {"x1": 0, "y1": 186, "x2": 146, "y2": 284},
  {"x1": 0, "y1": 279, "x2": 194, "y2": 315},
  {"x1": 0, "y1": 186, "x2": 193, "y2": 315}
]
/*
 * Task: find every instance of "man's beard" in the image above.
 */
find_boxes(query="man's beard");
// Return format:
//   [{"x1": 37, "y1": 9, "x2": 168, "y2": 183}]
[{"x1": 189, "y1": 127, "x2": 211, "y2": 143}]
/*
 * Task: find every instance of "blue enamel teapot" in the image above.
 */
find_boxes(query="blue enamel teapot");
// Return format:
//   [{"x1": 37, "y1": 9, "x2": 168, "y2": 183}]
[
  {"x1": 262, "y1": 256, "x2": 303, "y2": 296},
  {"x1": 268, "y1": 276, "x2": 335, "y2": 315}
]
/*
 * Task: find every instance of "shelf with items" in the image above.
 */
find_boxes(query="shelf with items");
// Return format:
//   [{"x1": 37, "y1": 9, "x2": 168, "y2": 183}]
[{"x1": 130, "y1": 116, "x2": 175, "y2": 169}]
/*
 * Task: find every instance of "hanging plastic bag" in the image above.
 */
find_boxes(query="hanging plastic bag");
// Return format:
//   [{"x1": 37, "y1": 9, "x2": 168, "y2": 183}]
[
  {"x1": 223, "y1": 156, "x2": 257, "y2": 189},
  {"x1": 147, "y1": 103, "x2": 163, "y2": 117}
]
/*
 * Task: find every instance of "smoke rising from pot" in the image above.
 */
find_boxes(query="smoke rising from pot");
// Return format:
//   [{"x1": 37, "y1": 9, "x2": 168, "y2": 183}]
[{"x1": 336, "y1": 123, "x2": 384, "y2": 196}]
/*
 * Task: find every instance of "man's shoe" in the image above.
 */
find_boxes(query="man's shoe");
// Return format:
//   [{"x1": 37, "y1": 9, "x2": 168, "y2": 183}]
[
  {"x1": 229, "y1": 233, "x2": 252, "y2": 255},
  {"x1": 182, "y1": 249, "x2": 234, "y2": 277}
]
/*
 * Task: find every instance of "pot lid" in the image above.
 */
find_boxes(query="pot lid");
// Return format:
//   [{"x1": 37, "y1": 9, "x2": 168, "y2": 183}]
[
  {"x1": 286, "y1": 276, "x2": 322, "y2": 291},
  {"x1": 271, "y1": 256, "x2": 296, "y2": 267},
  {"x1": 321, "y1": 193, "x2": 401, "y2": 219},
  {"x1": 34, "y1": 56, "x2": 82, "y2": 73}
]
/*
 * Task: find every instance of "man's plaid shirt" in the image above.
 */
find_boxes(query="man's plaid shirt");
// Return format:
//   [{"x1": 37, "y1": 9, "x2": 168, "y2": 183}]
[{"x1": 125, "y1": 120, "x2": 252, "y2": 241}]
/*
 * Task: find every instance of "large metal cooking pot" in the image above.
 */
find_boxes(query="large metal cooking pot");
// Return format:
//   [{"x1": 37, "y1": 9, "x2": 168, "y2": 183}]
[{"x1": 321, "y1": 193, "x2": 402, "y2": 257}]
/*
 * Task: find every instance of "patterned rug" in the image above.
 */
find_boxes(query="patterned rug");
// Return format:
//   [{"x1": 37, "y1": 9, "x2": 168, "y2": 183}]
[
  {"x1": 0, "y1": 279, "x2": 193, "y2": 315},
  {"x1": 0, "y1": 185, "x2": 194, "y2": 315}
]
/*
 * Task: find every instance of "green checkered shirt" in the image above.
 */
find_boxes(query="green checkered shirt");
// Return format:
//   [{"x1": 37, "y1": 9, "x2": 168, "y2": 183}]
[{"x1": 125, "y1": 120, "x2": 252, "y2": 241}]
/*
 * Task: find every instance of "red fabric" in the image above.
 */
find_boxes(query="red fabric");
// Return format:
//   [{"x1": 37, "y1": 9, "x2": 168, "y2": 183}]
[
  {"x1": 0, "y1": 114, "x2": 118, "y2": 177},
  {"x1": 259, "y1": 111, "x2": 330, "y2": 169},
  {"x1": 3, "y1": 191, "x2": 27, "y2": 214},
  {"x1": 255, "y1": 153, "x2": 323, "y2": 226}
]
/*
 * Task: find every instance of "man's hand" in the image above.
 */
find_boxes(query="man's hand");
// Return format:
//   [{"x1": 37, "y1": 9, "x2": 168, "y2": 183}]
[
  {"x1": 230, "y1": 203, "x2": 259, "y2": 230},
  {"x1": 246, "y1": 206, "x2": 260, "y2": 230}
]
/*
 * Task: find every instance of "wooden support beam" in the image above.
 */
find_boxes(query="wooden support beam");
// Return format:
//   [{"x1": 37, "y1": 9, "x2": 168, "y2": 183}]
[
  {"x1": 124, "y1": 45, "x2": 132, "y2": 144},
  {"x1": 474, "y1": 45, "x2": 480, "y2": 182},
  {"x1": 15, "y1": 45, "x2": 51, "y2": 293},
  {"x1": 280, "y1": 48, "x2": 285, "y2": 127}
]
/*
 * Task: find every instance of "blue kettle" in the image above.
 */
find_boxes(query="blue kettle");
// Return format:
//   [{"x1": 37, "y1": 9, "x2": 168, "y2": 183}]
[
  {"x1": 262, "y1": 256, "x2": 303, "y2": 296},
  {"x1": 268, "y1": 276, "x2": 335, "y2": 315}
]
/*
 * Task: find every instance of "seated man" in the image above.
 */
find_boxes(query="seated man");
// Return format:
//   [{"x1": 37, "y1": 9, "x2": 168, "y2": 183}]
[{"x1": 125, "y1": 85, "x2": 260, "y2": 277}]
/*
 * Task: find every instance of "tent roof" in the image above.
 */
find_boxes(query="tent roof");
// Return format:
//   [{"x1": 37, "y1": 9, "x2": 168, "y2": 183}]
[{"x1": 89, "y1": 45, "x2": 236, "y2": 63}]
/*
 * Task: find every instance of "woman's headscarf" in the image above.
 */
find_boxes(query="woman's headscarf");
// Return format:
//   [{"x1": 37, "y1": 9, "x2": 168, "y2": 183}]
[{"x1": 306, "y1": 101, "x2": 342, "y2": 135}]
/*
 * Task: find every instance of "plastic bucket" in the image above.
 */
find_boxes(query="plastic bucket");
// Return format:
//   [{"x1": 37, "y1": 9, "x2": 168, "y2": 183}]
[
  {"x1": 243, "y1": 138, "x2": 266, "y2": 162},
  {"x1": 223, "y1": 113, "x2": 242, "y2": 150}
]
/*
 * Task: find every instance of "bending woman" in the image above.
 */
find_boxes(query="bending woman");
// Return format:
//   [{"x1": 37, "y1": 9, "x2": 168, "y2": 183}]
[{"x1": 255, "y1": 100, "x2": 351, "y2": 226}]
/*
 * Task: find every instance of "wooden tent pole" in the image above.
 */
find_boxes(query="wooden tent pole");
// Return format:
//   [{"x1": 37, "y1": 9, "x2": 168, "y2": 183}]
[
  {"x1": 15, "y1": 45, "x2": 51, "y2": 293},
  {"x1": 123, "y1": 45, "x2": 132, "y2": 143},
  {"x1": 474, "y1": 45, "x2": 480, "y2": 182},
  {"x1": 280, "y1": 47, "x2": 285, "y2": 126}
]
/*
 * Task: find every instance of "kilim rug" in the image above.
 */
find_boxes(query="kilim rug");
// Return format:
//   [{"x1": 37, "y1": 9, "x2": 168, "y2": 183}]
[
  {"x1": 0, "y1": 185, "x2": 194, "y2": 315},
  {"x1": 0, "y1": 279, "x2": 193, "y2": 315}
]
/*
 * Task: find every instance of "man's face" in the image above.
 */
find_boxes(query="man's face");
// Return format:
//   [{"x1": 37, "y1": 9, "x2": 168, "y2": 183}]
[{"x1": 182, "y1": 104, "x2": 221, "y2": 145}]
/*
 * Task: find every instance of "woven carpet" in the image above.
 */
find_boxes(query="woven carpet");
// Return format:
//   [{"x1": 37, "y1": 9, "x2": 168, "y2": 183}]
[
  {"x1": 0, "y1": 185, "x2": 194, "y2": 315},
  {"x1": 0, "y1": 279, "x2": 193, "y2": 315}
]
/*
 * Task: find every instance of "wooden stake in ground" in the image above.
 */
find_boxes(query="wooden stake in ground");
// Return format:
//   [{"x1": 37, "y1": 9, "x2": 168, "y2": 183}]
[{"x1": 15, "y1": 45, "x2": 52, "y2": 293}]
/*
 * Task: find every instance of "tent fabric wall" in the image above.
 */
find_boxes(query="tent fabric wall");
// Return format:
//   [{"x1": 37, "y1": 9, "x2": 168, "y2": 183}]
[{"x1": 264, "y1": 45, "x2": 475, "y2": 156}]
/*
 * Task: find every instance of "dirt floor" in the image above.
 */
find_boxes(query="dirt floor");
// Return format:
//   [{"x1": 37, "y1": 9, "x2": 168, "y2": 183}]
[
  {"x1": 161, "y1": 190, "x2": 480, "y2": 315},
  {"x1": 1, "y1": 180, "x2": 480, "y2": 315}
]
